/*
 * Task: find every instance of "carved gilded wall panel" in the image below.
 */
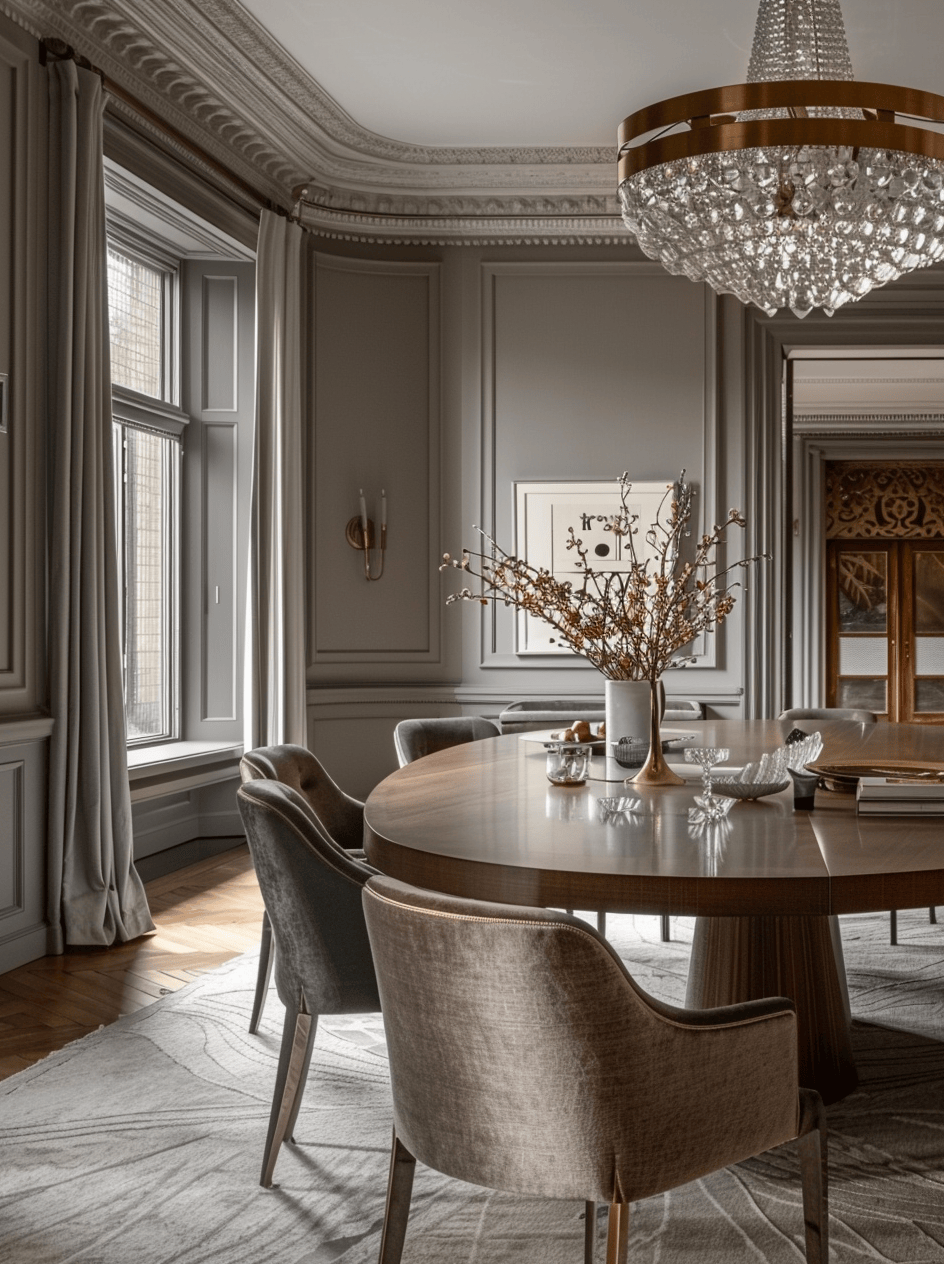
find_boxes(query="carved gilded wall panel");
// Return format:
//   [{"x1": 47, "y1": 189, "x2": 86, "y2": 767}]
[{"x1": 825, "y1": 461, "x2": 944, "y2": 539}]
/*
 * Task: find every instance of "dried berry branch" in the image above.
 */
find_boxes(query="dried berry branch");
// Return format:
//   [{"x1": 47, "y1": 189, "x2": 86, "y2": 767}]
[{"x1": 441, "y1": 472, "x2": 769, "y2": 682}]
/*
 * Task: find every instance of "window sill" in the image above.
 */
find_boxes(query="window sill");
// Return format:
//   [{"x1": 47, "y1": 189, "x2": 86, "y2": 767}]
[{"x1": 127, "y1": 740, "x2": 243, "y2": 803}]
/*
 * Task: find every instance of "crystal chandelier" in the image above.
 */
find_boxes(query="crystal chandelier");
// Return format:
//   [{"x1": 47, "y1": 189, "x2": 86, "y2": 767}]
[{"x1": 618, "y1": 0, "x2": 944, "y2": 317}]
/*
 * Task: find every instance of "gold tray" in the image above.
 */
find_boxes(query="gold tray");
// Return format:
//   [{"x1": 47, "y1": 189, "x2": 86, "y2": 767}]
[{"x1": 806, "y1": 759, "x2": 944, "y2": 794}]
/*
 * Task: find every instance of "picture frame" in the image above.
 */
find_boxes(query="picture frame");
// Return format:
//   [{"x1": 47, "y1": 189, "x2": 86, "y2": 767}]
[{"x1": 513, "y1": 479, "x2": 673, "y2": 656}]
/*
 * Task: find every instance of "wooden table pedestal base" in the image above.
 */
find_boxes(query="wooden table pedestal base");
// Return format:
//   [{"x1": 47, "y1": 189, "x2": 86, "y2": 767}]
[{"x1": 685, "y1": 915, "x2": 858, "y2": 1105}]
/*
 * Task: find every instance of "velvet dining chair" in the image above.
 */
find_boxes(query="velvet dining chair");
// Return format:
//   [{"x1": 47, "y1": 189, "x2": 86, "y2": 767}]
[
  {"x1": 362, "y1": 875, "x2": 828, "y2": 1264},
  {"x1": 239, "y1": 745, "x2": 368, "y2": 1033},
  {"x1": 236, "y1": 777, "x2": 380, "y2": 1188},
  {"x1": 393, "y1": 715, "x2": 501, "y2": 767}
]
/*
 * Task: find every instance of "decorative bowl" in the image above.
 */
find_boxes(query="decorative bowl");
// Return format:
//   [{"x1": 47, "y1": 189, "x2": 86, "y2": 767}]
[
  {"x1": 714, "y1": 779, "x2": 790, "y2": 801},
  {"x1": 805, "y1": 758, "x2": 944, "y2": 794}
]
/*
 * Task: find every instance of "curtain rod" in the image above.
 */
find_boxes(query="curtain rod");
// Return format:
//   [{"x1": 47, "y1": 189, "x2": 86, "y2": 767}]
[{"x1": 40, "y1": 37, "x2": 305, "y2": 221}]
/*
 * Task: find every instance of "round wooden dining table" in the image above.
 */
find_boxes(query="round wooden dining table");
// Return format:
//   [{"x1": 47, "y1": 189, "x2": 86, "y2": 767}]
[{"x1": 364, "y1": 718, "x2": 944, "y2": 1104}]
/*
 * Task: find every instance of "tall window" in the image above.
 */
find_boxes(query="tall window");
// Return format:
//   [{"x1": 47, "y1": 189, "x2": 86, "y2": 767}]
[
  {"x1": 107, "y1": 249, "x2": 166, "y2": 398},
  {"x1": 107, "y1": 244, "x2": 180, "y2": 746}
]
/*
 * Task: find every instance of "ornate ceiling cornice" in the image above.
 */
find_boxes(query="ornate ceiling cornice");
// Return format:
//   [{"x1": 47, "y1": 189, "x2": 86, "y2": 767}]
[{"x1": 4, "y1": 0, "x2": 626, "y2": 244}]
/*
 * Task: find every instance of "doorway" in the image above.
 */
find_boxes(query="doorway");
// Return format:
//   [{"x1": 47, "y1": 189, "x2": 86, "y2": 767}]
[{"x1": 824, "y1": 462, "x2": 944, "y2": 723}]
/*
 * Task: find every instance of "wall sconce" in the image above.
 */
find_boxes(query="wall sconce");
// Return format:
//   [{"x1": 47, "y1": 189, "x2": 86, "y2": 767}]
[{"x1": 345, "y1": 488, "x2": 387, "y2": 581}]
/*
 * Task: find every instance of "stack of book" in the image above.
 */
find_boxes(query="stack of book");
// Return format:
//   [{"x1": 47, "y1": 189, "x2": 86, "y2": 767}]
[{"x1": 856, "y1": 775, "x2": 944, "y2": 815}]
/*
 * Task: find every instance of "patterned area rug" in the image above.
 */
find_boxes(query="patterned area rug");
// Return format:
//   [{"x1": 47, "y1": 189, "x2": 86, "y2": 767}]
[{"x1": 3, "y1": 910, "x2": 944, "y2": 1263}]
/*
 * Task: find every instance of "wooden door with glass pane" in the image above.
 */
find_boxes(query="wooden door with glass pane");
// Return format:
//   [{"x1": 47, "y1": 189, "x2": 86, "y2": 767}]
[{"x1": 827, "y1": 540, "x2": 944, "y2": 723}]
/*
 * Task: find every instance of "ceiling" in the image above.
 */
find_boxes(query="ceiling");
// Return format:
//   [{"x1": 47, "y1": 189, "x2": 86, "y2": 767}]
[
  {"x1": 236, "y1": 0, "x2": 944, "y2": 149},
  {"x1": 17, "y1": 0, "x2": 944, "y2": 245}
]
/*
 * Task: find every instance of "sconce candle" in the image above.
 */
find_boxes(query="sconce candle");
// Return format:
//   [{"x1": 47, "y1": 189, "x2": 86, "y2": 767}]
[{"x1": 346, "y1": 488, "x2": 388, "y2": 581}]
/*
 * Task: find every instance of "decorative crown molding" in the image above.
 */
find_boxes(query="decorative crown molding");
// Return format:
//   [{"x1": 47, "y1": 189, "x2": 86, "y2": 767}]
[{"x1": 4, "y1": 0, "x2": 627, "y2": 245}]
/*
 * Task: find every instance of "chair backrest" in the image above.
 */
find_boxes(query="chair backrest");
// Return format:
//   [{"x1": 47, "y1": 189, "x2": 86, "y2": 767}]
[
  {"x1": 362, "y1": 874, "x2": 799, "y2": 1206},
  {"x1": 240, "y1": 743, "x2": 364, "y2": 850},
  {"x1": 779, "y1": 707, "x2": 877, "y2": 724},
  {"x1": 237, "y1": 780, "x2": 379, "y2": 1016},
  {"x1": 393, "y1": 716, "x2": 501, "y2": 767}
]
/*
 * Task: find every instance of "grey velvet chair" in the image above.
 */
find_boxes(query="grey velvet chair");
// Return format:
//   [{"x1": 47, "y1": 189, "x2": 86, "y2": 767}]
[
  {"x1": 393, "y1": 715, "x2": 501, "y2": 767},
  {"x1": 778, "y1": 710, "x2": 935, "y2": 942},
  {"x1": 363, "y1": 875, "x2": 828, "y2": 1264},
  {"x1": 239, "y1": 744, "x2": 367, "y2": 1033},
  {"x1": 236, "y1": 778, "x2": 380, "y2": 1188}
]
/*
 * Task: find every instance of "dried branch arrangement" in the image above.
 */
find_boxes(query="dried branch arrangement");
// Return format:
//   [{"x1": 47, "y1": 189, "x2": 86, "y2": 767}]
[{"x1": 442, "y1": 472, "x2": 768, "y2": 681}]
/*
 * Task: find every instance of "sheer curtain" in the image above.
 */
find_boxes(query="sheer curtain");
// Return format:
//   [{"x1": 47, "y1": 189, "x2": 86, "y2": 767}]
[
  {"x1": 246, "y1": 211, "x2": 308, "y2": 749},
  {"x1": 46, "y1": 61, "x2": 154, "y2": 949}
]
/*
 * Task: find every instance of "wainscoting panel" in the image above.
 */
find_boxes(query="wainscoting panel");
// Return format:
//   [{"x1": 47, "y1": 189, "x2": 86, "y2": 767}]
[
  {"x1": 0, "y1": 758, "x2": 22, "y2": 915},
  {"x1": 308, "y1": 686, "x2": 464, "y2": 800},
  {"x1": 310, "y1": 255, "x2": 442, "y2": 671},
  {"x1": 0, "y1": 733, "x2": 49, "y2": 973}
]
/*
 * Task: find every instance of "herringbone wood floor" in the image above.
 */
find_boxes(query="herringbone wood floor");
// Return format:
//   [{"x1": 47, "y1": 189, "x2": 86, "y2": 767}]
[{"x1": 0, "y1": 844, "x2": 263, "y2": 1081}]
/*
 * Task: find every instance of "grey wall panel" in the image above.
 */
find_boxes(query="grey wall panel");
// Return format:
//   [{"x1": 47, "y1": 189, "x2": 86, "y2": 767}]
[
  {"x1": 0, "y1": 758, "x2": 22, "y2": 914},
  {"x1": 202, "y1": 275, "x2": 238, "y2": 412},
  {"x1": 0, "y1": 50, "x2": 13, "y2": 677},
  {"x1": 181, "y1": 259, "x2": 255, "y2": 743},
  {"x1": 311, "y1": 255, "x2": 441, "y2": 666},
  {"x1": 0, "y1": 20, "x2": 44, "y2": 712},
  {"x1": 473, "y1": 262, "x2": 717, "y2": 688},
  {"x1": 202, "y1": 422, "x2": 237, "y2": 720}
]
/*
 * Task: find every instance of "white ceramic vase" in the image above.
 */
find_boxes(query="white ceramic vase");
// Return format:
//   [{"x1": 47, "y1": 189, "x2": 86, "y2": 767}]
[{"x1": 604, "y1": 678, "x2": 663, "y2": 747}]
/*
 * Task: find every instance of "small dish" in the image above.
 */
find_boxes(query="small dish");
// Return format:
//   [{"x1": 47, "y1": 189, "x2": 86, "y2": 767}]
[{"x1": 597, "y1": 795, "x2": 641, "y2": 813}]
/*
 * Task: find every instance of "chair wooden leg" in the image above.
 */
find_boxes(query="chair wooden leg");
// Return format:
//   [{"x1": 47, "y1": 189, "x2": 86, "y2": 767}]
[
  {"x1": 584, "y1": 1201, "x2": 596, "y2": 1264},
  {"x1": 249, "y1": 910, "x2": 274, "y2": 1034},
  {"x1": 596, "y1": 912, "x2": 606, "y2": 936},
  {"x1": 605, "y1": 1201, "x2": 629, "y2": 1264},
  {"x1": 890, "y1": 909, "x2": 898, "y2": 945},
  {"x1": 931, "y1": 906, "x2": 937, "y2": 924},
  {"x1": 797, "y1": 1088, "x2": 828, "y2": 1264},
  {"x1": 660, "y1": 914, "x2": 670, "y2": 942},
  {"x1": 378, "y1": 1129, "x2": 416, "y2": 1264},
  {"x1": 260, "y1": 1003, "x2": 316, "y2": 1188}
]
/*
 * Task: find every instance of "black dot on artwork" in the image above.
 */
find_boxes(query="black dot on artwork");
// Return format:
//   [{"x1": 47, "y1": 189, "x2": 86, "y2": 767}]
[{"x1": 595, "y1": 543, "x2": 610, "y2": 557}]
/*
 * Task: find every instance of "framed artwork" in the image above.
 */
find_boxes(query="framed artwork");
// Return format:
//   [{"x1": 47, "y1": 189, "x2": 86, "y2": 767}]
[{"x1": 513, "y1": 479, "x2": 673, "y2": 655}]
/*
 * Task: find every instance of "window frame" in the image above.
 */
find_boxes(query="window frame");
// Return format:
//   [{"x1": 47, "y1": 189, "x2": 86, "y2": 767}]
[
  {"x1": 106, "y1": 223, "x2": 180, "y2": 407},
  {"x1": 106, "y1": 224, "x2": 190, "y2": 750}
]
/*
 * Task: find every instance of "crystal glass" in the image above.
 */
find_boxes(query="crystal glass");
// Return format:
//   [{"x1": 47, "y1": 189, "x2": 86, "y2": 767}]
[
  {"x1": 685, "y1": 746, "x2": 733, "y2": 823},
  {"x1": 684, "y1": 746, "x2": 730, "y2": 798},
  {"x1": 546, "y1": 744, "x2": 592, "y2": 786}
]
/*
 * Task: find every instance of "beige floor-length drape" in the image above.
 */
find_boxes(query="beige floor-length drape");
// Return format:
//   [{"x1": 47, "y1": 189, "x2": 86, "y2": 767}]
[
  {"x1": 246, "y1": 211, "x2": 308, "y2": 749},
  {"x1": 46, "y1": 61, "x2": 154, "y2": 950}
]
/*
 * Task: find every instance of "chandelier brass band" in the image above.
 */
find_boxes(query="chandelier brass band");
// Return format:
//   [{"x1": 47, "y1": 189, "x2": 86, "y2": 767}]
[
  {"x1": 618, "y1": 118, "x2": 944, "y2": 183},
  {"x1": 619, "y1": 79, "x2": 944, "y2": 148}
]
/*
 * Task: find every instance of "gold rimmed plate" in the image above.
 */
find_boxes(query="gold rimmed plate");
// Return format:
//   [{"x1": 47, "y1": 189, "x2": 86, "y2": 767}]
[{"x1": 806, "y1": 759, "x2": 944, "y2": 794}]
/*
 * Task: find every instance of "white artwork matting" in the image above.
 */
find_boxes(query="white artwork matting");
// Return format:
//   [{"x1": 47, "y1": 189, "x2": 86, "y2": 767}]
[{"x1": 513, "y1": 480, "x2": 673, "y2": 656}]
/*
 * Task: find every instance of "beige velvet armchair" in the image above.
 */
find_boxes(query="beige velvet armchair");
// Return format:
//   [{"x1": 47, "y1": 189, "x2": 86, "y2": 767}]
[{"x1": 362, "y1": 875, "x2": 827, "y2": 1264}]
